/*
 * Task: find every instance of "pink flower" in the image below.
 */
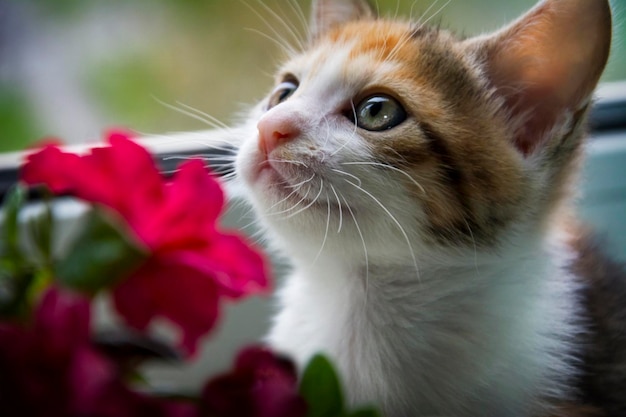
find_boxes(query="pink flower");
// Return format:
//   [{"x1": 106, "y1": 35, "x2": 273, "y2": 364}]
[
  {"x1": 21, "y1": 131, "x2": 270, "y2": 355},
  {"x1": 0, "y1": 287, "x2": 193, "y2": 417},
  {"x1": 200, "y1": 346, "x2": 307, "y2": 417}
]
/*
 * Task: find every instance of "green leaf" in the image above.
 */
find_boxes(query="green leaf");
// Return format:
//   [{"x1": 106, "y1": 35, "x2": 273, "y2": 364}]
[
  {"x1": 1, "y1": 185, "x2": 26, "y2": 260},
  {"x1": 0, "y1": 185, "x2": 37, "y2": 318},
  {"x1": 26, "y1": 192, "x2": 55, "y2": 266},
  {"x1": 54, "y1": 209, "x2": 147, "y2": 294},
  {"x1": 300, "y1": 354, "x2": 345, "y2": 417}
]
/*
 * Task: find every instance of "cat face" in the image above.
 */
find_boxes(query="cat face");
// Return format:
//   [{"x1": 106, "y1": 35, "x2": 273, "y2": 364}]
[{"x1": 235, "y1": 0, "x2": 611, "y2": 263}]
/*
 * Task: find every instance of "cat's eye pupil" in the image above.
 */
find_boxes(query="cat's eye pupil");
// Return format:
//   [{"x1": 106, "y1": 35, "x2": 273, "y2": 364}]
[
  {"x1": 279, "y1": 88, "x2": 293, "y2": 102},
  {"x1": 366, "y1": 101, "x2": 383, "y2": 118},
  {"x1": 268, "y1": 79, "x2": 299, "y2": 109},
  {"x1": 355, "y1": 95, "x2": 406, "y2": 131}
]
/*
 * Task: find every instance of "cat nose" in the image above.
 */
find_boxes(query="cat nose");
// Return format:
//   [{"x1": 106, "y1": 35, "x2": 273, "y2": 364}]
[{"x1": 257, "y1": 112, "x2": 302, "y2": 156}]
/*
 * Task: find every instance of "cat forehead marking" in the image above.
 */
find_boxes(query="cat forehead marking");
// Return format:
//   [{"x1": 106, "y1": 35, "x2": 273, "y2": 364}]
[
  {"x1": 284, "y1": 21, "x2": 425, "y2": 100},
  {"x1": 325, "y1": 20, "x2": 423, "y2": 64}
]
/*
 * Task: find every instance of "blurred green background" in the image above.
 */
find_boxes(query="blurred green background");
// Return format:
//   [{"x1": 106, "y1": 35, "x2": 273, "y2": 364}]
[{"x1": 1, "y1": 0, "x2": 624, "y2": 152}]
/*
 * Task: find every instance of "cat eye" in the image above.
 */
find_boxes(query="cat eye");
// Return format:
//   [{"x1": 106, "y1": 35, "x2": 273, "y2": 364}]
[
  {"x1": 353, "y1": 95, "x2": 407, "y2": 131},
  {"x1": 268, "y1": 79, "x2": 299, "y2": 109}
]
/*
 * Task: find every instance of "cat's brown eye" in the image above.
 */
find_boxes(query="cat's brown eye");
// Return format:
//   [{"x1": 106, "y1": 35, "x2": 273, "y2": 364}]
[
  {"x1": 267, "y1": 79, "x2": 299, "y2": 110},
  {"x1": 354, "y1": 95, "x2": 407, "y2": 131}
]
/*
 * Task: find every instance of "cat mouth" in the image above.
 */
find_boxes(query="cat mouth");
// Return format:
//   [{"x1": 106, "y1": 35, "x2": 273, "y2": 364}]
[{"x1": 254, "y1": 157, "x2": 329, "y2": 211}]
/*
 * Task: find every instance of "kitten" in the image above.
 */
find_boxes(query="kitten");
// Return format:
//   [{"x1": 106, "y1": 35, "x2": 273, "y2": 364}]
[{"x1": 228, "y1": 0, "x2": 624, "y2": 416}]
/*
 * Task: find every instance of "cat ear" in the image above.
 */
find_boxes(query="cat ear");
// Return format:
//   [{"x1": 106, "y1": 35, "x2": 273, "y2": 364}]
[
  {"x1": 468, "y1": 0, "x2": 612, "y2": 155},
  {"x1": 309, "y1": 0, "x2": 376, "y2": 42}
]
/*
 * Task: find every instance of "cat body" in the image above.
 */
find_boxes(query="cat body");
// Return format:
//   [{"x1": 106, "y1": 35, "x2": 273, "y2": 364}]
[
  {"x1": 267, "y1": 236, "x2": 581, "y2": 416},
  {"x1": 228, "y1": 0, "x2": 624, "y2": 416}
]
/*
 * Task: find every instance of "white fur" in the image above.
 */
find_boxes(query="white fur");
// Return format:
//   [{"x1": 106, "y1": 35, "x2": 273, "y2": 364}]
[{"x1": 266, "y1": 234, "x2": 582, "y2": 417}]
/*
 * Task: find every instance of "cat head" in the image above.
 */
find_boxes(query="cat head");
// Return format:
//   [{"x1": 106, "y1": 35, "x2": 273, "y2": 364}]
[{"x1": 235, "y1": 0, "x2": 611, "y2": 265}]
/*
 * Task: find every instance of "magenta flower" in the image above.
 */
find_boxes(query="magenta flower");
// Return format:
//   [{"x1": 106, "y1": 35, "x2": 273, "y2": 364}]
[
  {"x1": 0, "y1": 287, "x2": 193, "y2": 417},
  {"x1": 200, "y1": 346, "x2": 307, "y2": 417},
  {"x1": 21, "y1": 131, "x2": 270, "y2": 355}
]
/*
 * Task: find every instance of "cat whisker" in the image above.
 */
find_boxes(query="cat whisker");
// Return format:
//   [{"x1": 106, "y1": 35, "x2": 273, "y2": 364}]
[
  {"x1": 393, "y1": 0, "x2": 401, "y2": 21},
  {"x1": 174, "y1": 101, "x2": 232, "y2": 131},
  {"x1": 341, "y1": 161, "x2": 426, "y2": 194},
  {"x1": 162, "y1": 155, "x2": 237, "y2": 162},
  {"x1": 240, "y1": 208, "x2": 262, "y2": 228},
  {"x1": 381, "y1": 145, "x2": 408, "y2": 163},
  {"x1": 310, "y1": 190, "x2": 332, "y2": 268},
  {"x1": 330, "y1": 129, "x2": 359, "y2": 157},
  {"x1": 408, "y1": 0, "x2": 418, "y2": 21},
  {"x1": 244, "y1": 28, "x2": 299, "y2": 57},
  {"x1": 145, "y1": 132, "x2": 238, "y2": 154},
  {"x1": 211, "y1": 165, "x2": 237, "y2": 173},
  {"x1": 200, "y1": 162, "x2": 237, "y2": 169},
  {"x1": 266, "y1": 158, "x2": 309, "y2": 168},
  {"x1": 331, "y1": 168, "x2": 363, "y2": 188},
  {"x1": 412, "y1": 0, "x2": 441, "y2": 25},
  {"x1": 152, "y1": 97, "x2": 231, "y2": 132},
  {"x1": 343, "y1": 179, "x2": 421, "y2": 282},
  {"x1": 200, "y1": 160, "x2": 237, "y2": 170},
  {"x1": 268, "y1": 182, "x2": 313, "y2": 217},
  {"x1": 218, "y1": 176, "x2": 237, "y2": 185},
  {"x1": 387, "y1": 0, "x2": 450, "y2": 64},
  {"x1": 328, "y1": 101, "x2": 359, "y2": 158},
  {"x1": 350, "y1": 99, "x2": 358, "y2": 134},
  {"x1": 266, "y1": 186, "x2": 302, "y2": 213},
  {"x1": 161, "y1": 155, "x2": 197, "y2": 162},
  {"x1": 163, "y1": 165, "x2": 236, "y2": 183},
  {"x1": 284, "y1": 179, "x2": 325, "y2": 219},
  {"x1": 342, "y1": 194, "x2": 370, "y2": 297},
  {"x1": 285, "y1": 172, "x2": 316, "y2": 189},
  {"x1": 377, "y1": 34, "x2": 390, "y2": 62},
  {"x1": 254, "y1": 0, "x2": 306, "y2": 53},
  {"x1": 286, "y1": 0, "x2": 309, "y2": 36},
  {"x1": 236, "y1": 189, "x2": 274, "y2": 231},
  {"x1": 386, "y1": 30, "x2": 416, "y2": 63},
  {"x1": 416, "y1": 0, "x2": 451, "y2": 31},
  {"x1": 241, "y1": 1, "x2": 299, "y2": 56},
  {"x1": 150, "y1": 144, "x2": 238, "y2": 179},
  {"x1": 223, "y1": 194, "x2": 252, "y2": 219},
  {"x1": 161, "y1": 169, "x2": 181, "y2": 176},
  {"x1": 240, "y1": 215, "x2": 267, "y2": 234},
  {"x1": 329, "y1": 184, "x2": 344, "y2": 234},
  {"x1": 249, "y1": 226, "x2": 270, "y2": 246},
  {"x1": 372, "y1": 0, "x2": 381, "y2": 16}
]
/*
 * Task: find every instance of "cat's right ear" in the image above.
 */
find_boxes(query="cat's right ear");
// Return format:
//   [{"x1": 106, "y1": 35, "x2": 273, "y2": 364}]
[
  {"x1": 466, "y1": 0, "x2": 612, "y2": 157},
  {"x1": 309, "y1": 0, "x2": 376, "y2": 42}
]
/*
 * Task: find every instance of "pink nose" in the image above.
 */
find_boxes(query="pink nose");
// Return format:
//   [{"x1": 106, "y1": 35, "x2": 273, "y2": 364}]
[{"x1": 257, "y1": 112, "x2": 301, "y2": 156}]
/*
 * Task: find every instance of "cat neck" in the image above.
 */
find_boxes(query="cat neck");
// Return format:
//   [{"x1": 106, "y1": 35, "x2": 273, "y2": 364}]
[{"x1": 269, "y1": 228, "x2": 581, "y2": 416}]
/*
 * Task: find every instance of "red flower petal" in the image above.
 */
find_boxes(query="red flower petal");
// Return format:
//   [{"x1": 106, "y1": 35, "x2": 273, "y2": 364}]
[
  {"x1": 113, "y1": 257, "x2": 221, "y2": 355},
  {"x1": 68, "y1": 347, "x2": 118, "y2": 415},
  {"x1": 176, "y1": 234, "x2": 270, "y2": 298},
  {"x1": 33, "y1": 287, "x2": 91, "y2": 363},
  {"x1": 135, "y1": 159, "x2": 224, "y2": 249},
  {"x1": 21, "y1": 145, "x2": 83, "y2": 194},
  {"x1": 200, "y1": 346, "x2": 307, "y2": 417},
  {"x1": 81, "y1": 136, "x2": 164, "y2": 222}
]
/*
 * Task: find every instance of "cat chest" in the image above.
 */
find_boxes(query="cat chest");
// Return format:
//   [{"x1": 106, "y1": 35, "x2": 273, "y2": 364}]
[{"x1": 269, "y1": 264, "x2": 581, "y2": 417}]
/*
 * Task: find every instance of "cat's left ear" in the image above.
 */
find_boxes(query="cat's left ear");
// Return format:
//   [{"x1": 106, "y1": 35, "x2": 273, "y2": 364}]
[
  {"x1": 466, "y1": 0, "x2": 612, "y2": 156},
  {"x1": 309, "y1": 0, "x2": 376, "y2": 42}
]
